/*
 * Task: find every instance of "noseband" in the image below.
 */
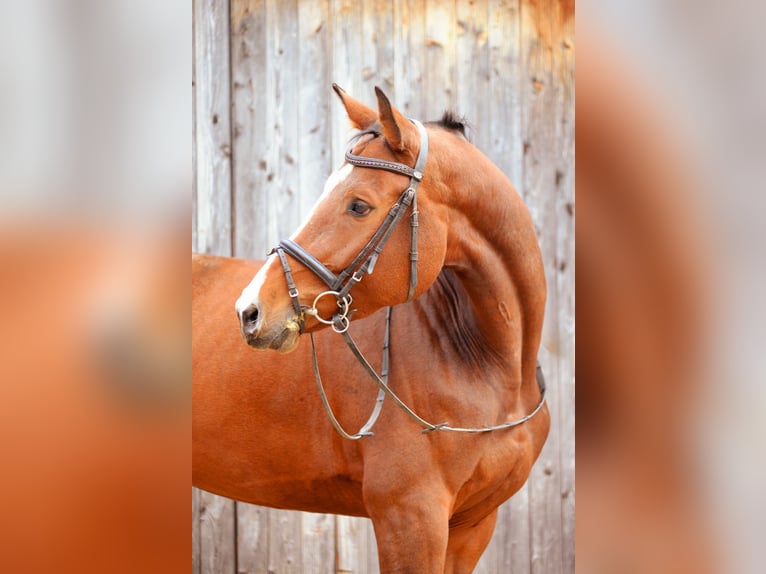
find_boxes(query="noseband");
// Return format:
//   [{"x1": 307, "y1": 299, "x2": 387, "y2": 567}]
[{"x1": 272, "y1": 119, "x2": 429, "y2": 333}]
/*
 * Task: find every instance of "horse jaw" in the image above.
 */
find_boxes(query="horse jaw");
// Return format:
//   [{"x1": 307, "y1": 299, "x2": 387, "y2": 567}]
[
  {"x1": 268, "y1": 323, "x2": 301, "y2": 354},
  {"x1": 246, "y1": 331, "x2": 300, "y2": 354}
]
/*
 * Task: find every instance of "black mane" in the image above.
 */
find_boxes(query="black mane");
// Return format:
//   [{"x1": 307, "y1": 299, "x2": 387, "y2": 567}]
[
  {"x1": 431, "y1": 111, "x2": 470, "y2": 140},
  {"x1": 346, "y1": 111, "x2": 470, "y2": 146}
]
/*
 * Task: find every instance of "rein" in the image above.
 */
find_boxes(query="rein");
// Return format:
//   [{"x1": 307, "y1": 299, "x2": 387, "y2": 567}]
[{"x1": 272, "y1": 119, "x2": 546, "y2": 439}]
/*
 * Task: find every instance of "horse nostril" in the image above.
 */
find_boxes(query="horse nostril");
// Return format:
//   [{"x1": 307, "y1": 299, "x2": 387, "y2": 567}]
[{"x1": 240, "y1": 303, "x2": 260, "y2": 334}]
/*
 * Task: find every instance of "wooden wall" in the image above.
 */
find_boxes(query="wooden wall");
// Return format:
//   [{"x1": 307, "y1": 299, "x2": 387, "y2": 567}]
[{"x1": 193, "y1": 0, "x2": 574, "y2": 572}]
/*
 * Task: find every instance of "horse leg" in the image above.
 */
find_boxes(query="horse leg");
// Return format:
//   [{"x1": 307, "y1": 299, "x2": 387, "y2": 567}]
[
  {"x1": 366, "y1": 493, "x2": 451, "y2": 573},
  {"x1": 443, "y1": 510, "x2": 499, "y2": 574}
]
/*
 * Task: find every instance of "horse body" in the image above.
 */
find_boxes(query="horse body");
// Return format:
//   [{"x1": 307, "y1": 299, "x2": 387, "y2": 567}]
[{"x1": 193, "y1": 86, "x2": 549, "y2": 573}]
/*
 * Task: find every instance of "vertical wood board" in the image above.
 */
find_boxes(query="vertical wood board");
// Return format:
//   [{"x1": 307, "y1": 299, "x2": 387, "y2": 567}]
[
  {"x1": 194, "y1": 0, "x2": 232, "y2": 256},
  {"x1": 231, "y1": 0, "x2": 269, "y2": 259},
  {"x1": 199, "y1": 489, "x2": 236, "y2": 574}
]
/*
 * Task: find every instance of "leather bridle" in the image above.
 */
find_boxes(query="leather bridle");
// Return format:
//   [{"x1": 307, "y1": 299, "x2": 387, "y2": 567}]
[
  {"x1": 268, "y1": 118, "x2": 547, "y2": 439},
  {"x1": 272, "y1": 119, "x2": 428, "y2": 334}
]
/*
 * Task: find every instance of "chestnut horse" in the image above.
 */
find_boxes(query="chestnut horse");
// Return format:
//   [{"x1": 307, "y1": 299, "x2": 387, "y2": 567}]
[{"x1": 192, "y1": 86, "x2": 549, "y2": 573}]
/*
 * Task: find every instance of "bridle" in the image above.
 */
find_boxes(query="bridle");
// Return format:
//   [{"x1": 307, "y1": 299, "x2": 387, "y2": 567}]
[
  {"x1": 269, "y1": 119, "x2": 547, "y2": 439},
  {"x1": 273, "y1": 119, "x2": 428, "y2": 334}
]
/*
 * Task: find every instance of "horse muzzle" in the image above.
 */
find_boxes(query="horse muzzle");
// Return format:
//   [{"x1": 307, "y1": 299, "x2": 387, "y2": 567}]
[{"x1": 238, "y1": 303, "x2": 301, "y2": 353}]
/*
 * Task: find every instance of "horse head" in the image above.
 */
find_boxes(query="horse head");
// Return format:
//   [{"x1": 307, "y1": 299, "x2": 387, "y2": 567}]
[{"x1": 236, "y1": 86, "x2": 448, "y2": 352}]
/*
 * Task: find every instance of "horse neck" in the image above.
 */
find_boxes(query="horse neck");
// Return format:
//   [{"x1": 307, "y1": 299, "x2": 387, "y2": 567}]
[{"x1": 430, "y1": 141, "x2": 546, "y2": 391}]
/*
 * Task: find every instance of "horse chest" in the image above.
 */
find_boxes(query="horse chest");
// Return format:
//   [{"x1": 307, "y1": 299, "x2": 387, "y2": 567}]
[{"x1": 449, "y1": 426, "x2": 541, "y2": 521}]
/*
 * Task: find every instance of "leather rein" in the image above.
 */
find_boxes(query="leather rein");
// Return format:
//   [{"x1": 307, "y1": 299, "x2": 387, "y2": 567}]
[{"x1": 271, "y1": 119, "x2": 547, "y2": 439}]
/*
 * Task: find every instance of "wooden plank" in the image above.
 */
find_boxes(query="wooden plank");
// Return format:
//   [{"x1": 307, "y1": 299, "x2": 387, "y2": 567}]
[
  {"x1": 507, "y1": 482, "x2": 532, "y2": 574},
  {"x1": 362, "y1": 518, "x2": 380, "y2": 574},
  {"x1": 475, "y1": 499, "x2": 511, "y2": 573},
  {"x1": 330, "y1": 0, "x2": 364, "y2": 168},
  {"x1": 553, "y1": 4, "x2": 575, "y2": 573},
  {"x1": 496, "y1": 500, "x2": 517, "y2": 573},
  {"x1": 391, "y1": 0, "x2": 409, "y2": 112},
  {"x1": 424, "y1": 0, "x2": 457, "y2": 116},
  {"x1": 199, "y1": 491, "x2": 236, "y2": 574},
  {"x1": 520, "y1": 1, "x2": 564, "y2": 573},
  {"x1": 392, "y1": 0, "x2": 427, "y2": 119},
  {"x1": 261, "y1": 0, "x2": 279, "y2": 253},
  {"x1": 194, "y1": 0, "x2": 232, "y2": 257},
  {"x1": 298, "y1": 0, "x2": 333, "y2": 215},
  {"x1": 488, "y1": 0, "x2": 524, "y2": 189},
  {"x1": 231, "y1": 0, "x2": 269, "y2": 258},
  {"x1": 193, "y1": 9, "x2": 234, "y2": 574},
  {"x1": 237, "y1": 502, "x2": 269, "y2": 574},
  {"x1": 337, "y1": 516, "x2": 380, "y2": 574},
  {"x1": 302, "y1": 512, "x2": 336, "y2": 574},
  {"x1": 268, "y1": 509, "x2": 303, "y2": 574},
  {"x1": 454, "y1": 0, "x2": 489, "y2": 148},
  {"x1": 335, "y1": 516, "x2": 354, "y2": 573},
  {"x1": 360, "y1": 0, "x2": 379, "y2": 94},
  {"x1": 361, "y1": 0, "x2": 395, "y2": 96},
  {"x1": 271, "y1": 0, "x2": 301, "y2": 242}
]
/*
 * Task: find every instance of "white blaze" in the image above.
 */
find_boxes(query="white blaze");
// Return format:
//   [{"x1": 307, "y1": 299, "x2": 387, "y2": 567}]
[{"x1": 235, "y1": 257, "x2": 274, "y2": 316}]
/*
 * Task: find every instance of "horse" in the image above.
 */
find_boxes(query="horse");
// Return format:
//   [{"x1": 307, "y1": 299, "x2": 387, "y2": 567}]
[{"x1": 192, "y1": 85, "x2": 549, "y2": 573}]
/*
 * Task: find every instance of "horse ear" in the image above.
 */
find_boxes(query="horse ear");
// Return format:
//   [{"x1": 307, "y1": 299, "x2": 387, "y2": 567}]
[
  {"x1": 375, "y1": 86, "x2": 418, "y2": 153},
  {"x1": 332, "y1": 83, "x2": 378, "y2": 130}
]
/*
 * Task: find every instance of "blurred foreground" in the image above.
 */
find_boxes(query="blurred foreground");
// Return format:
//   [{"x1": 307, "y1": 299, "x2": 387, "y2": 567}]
[
  {"x1": 577, "y1": 2, "x2": 766, "y2": 573},
  {"x1": 577, "y1": 27, "x2": 713, "y2": 574},
  {"x1": 0, "y1": 222, "x2": 190, "y2": 574},
  {"x1": 0, "y1": 1, "x2": 190, "y2": 573}
]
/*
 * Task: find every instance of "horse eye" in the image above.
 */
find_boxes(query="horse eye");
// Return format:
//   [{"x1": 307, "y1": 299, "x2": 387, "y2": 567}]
[{"x1": 348, "y1": 200, "x2": 372, "y2": 217}]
